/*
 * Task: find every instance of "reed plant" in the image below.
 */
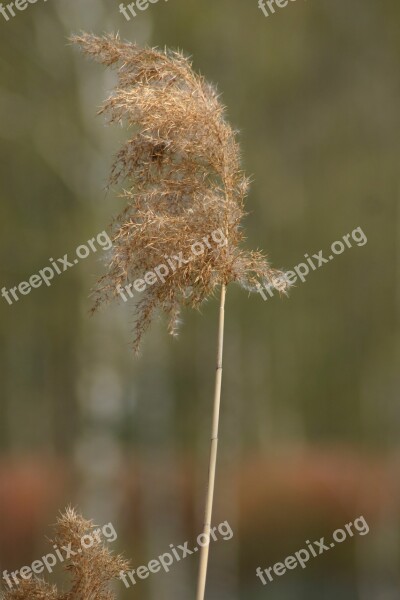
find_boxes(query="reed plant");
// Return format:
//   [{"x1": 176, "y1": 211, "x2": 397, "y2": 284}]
[{"x1": 70, "y1": 33, "x2": 290, "y2": 599}]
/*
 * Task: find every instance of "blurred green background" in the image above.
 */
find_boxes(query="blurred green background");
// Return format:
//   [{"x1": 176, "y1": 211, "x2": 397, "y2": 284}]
[{"x1": 0, "y1": 0, "x2": 399, "y2": 598}]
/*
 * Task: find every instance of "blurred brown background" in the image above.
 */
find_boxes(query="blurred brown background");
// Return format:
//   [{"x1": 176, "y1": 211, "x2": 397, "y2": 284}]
[{"x1": 0, "y1": 0, "x2": 399, "y2": 598}]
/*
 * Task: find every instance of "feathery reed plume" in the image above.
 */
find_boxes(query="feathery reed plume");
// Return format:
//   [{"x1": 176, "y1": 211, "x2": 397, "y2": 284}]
[
  {"x1": 70, "y1": 33, "x2": 290, "y2": 599},
  {"x1": 70, "y1": 33, "x2": 289, "y2": 352},
  {"x1": 1, "y1": 508, "x2": 129, "y2": 600}
]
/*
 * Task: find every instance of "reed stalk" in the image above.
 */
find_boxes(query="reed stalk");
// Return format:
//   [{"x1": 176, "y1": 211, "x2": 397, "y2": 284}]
[{"x1": 196, "y1": 283, "x2": 226, "y2": 600}]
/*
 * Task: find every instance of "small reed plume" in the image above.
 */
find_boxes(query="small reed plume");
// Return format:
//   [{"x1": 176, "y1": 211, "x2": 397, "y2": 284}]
[
  {"x1": 71, "y1": 33, "x2": 289, "y2": 599},
  {"x1": 1, "y1": 508, "x2": 128, "y2": 600}
]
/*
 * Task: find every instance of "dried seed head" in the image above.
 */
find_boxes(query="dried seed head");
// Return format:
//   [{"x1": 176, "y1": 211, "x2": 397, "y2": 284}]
[
  {"x1": 1, "y1": 579, "x2": 58, "y2": 600},
  {"x1": 54, "y1": 508, "x2": 129, "y2": 600},
  {"x1": 1, "y1": 508, "x2": 129, "y2": 600},
  {"x1": 70, "y1": 33, "x2": 290, "y2": 352}
]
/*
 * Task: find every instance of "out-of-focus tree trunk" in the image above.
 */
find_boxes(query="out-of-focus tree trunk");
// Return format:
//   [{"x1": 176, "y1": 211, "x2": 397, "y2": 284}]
[{"x1": 137, "y1": 330, "x2": 191, "y2": 600}]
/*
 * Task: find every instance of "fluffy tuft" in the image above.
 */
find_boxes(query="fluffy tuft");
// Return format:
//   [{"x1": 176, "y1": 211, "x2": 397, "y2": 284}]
[
  {"x1": 1, "y1": 508, "x2": 129, "y2": 600},
  {"x1": 70, "y1": 33, "x2": 290, "y2": 351}
]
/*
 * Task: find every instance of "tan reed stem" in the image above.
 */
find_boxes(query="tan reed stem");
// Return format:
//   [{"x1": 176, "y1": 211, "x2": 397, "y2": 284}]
[{"x1": 196, "y1": 283, "x2": 226, "y2": 600}]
